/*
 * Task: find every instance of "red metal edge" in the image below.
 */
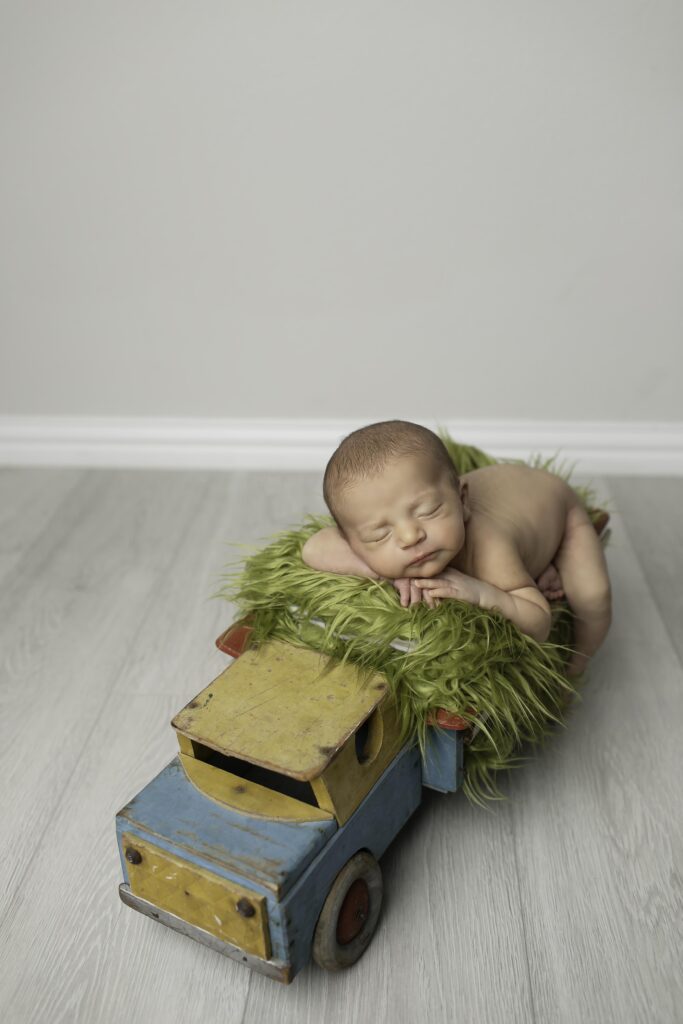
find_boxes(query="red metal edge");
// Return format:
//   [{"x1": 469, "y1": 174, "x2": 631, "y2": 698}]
[
  {"x1": 426, "y1": 707, "x2": 474, "y2": 731},
  {"x1": 593, "y1": 509, "x2": 610, "y2": 536},
  {"x1": 215, "y1": 617, "x2": 255, "y2": 658}
]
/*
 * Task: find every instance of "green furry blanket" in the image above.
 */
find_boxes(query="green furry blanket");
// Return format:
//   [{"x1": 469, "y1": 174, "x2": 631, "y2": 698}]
[{"x1": 216, "y1": 435, "x2": 607, "y2": 808}]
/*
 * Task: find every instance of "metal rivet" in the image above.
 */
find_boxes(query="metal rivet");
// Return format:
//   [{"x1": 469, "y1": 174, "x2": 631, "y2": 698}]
[
  {"x1": 236, "y1": 897, "x2": 255, "y2": 918},
  {"x1": 125, "y1": 846, "x2": 142, "y2": 865}
]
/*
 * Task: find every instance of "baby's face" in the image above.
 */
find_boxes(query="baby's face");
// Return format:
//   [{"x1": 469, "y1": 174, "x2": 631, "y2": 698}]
[{"x1": 336, "y1": 455, "x2": 468, "y2": 580}]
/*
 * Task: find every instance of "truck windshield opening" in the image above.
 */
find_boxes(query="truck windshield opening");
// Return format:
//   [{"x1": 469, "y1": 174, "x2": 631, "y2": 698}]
[{"x1": 188, "y1": 740, "x2": 320, "y2": 808}]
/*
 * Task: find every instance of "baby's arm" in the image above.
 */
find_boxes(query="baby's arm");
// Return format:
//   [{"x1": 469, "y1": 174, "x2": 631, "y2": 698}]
[
  {"x1": 301, "y1": 527, "x2": 379, "y2": 579},
  {"x1": 301, "y1": 528, "x2": 431, "y2": 607},
  {"x1": 474, "y1": 536, "x2": 552, "y2": 641},
  {"x1": 416, "y1": 569, "x2": 551, "y2": 642},
  {"x1": 302, "y1": 529, "x2": 437, "y2": 607},
  {"x1": 480, "y1": 583, "x2": 551, "y2": 643}
]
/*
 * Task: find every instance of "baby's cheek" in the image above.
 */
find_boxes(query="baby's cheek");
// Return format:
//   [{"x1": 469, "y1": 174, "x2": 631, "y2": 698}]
[
  {"x1": 367, "y1": 550, "x2": 400, "y2": 579},
  {"x1": 366, "y1": 552, "x2": 391, "y2": 576},
  {"x1": 351, "y1": 543, "x2": 384, "y2": 577}
]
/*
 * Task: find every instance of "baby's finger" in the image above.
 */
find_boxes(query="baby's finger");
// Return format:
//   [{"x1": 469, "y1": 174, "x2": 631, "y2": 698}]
[
  {"x1": 423, "y1": 587, "x2": 453, "y2": 601},
  {"x1": 409, "y1": 581, "x2": 422, "y2": 607}
]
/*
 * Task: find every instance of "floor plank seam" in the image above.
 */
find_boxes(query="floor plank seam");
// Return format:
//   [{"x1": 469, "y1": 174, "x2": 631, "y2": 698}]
[
  {"x1": 510, "y1": 800, "x2": 538, "y2": 1024},
  {"x1": 0, "y1": 467, "x2": 90, "y2": 608},
  {"x1": 236, "y1": 971, "x2": 252, "y2": 1024}
]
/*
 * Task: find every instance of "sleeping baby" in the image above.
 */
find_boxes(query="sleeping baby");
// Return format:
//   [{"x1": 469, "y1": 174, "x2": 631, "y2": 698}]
[{"x1": 302, "y1": 420, "x2": 612, "y2": 677}]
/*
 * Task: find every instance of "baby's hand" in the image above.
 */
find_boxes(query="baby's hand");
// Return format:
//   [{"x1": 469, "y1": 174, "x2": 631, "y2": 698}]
[
  {"x1": 413, "y1": 568, "x2": 484, "y2": 607},
  {"x1": 392, "y1": 577, "x2": 422, "y2": 608},
  {"x1": 391, "y1": 577, "x2": 441, "y2": 609}
]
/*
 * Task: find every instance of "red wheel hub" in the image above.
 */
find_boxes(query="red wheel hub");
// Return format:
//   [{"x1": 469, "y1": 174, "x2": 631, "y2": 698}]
[{"x1": 336, "y1": 878, "x2": 370, "y2": 945}]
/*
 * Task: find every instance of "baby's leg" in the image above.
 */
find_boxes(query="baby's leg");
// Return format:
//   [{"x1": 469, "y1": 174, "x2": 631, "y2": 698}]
[{"x1": 554, "y1": 502, "x2": 612, "y2": 676}]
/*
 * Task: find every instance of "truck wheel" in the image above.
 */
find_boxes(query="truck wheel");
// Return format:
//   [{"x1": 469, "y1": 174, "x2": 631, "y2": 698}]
[{"x1": 312, "y1": 851, "x2": 383, "y2": 971}]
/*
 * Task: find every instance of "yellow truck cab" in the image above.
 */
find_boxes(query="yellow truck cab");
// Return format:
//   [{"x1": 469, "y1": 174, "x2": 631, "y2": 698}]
[{"x1": 116, "y1": 629, "x2": 468, "y2": 983}]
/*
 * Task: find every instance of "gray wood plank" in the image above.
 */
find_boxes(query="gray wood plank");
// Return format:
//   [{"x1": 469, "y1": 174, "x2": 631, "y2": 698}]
[
  {"x1": 0, "y1": 470, "x2": 215, "y2": 911},
  {"x1": 242, "y1": 788, "x2": 534, "y2": 1024},
  {"x1": 605, "y1": 475, "x2": 683, "y2": 668},
  {"x1": 1, "y1": 467, "x2": 680, "y2": 1024},
  {"x1": 0, "y1": 470, "x2": 326, "y2": 1023},
  {"x1": 506, "y1": 478, "x2": 683, "y2": 1024},
  {"x1": 0, "y1": 467, "x2": 85, "y2": 583},
  {"x1": 0, "y1": 694, "x2": 251, "y2": 1024}
]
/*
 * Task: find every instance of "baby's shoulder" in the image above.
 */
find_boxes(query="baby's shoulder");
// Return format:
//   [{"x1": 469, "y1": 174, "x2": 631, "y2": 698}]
[{"x1": 466, "y1": 520, "x2": 534, "y2": 591}]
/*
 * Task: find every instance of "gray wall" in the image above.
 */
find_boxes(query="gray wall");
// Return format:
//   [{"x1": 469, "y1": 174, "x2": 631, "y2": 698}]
[{"x1": 1, "y1": 2, "x2": 681, "y2": 421}]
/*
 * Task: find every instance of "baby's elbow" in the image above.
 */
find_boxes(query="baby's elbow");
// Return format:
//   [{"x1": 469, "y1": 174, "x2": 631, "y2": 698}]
[
  {"x1": 517, "y1": 592, "x2": 552, "y2": 643},
  {"x1": 523, "y1": 618, "x2": 551, "y2": 645},
  {"x1": 301, "y1": 534, "x2": 322, "y2": 570},
  {"x1": 529, "y1": 603, "x2": 552, "y2": 644},
  {"x1": 536, "y1": 612, "x2": 552, "y2": 644}
]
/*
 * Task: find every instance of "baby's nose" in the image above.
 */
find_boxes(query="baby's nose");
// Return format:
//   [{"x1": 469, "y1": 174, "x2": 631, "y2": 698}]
[{"x1": 397, "y1": 521, "x2": 425, "y2": 546}]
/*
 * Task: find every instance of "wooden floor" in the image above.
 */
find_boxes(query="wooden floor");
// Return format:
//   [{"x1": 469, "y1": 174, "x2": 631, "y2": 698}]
[{"x1": 0, "y1": 468, "x2": 681, "y2": 1024}]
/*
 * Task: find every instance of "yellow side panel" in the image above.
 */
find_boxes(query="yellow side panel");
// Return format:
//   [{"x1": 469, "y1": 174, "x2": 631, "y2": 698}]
[
  {"x1": 122, "y1": 832, "x2": 271, "y2": 958},
  {"x1": 178, "y1": 752, "x2": 335, "y2": 823},
  {"x1": 310, "y1": 699, "x2": 405, "y2": 825},
  {"x1": 176, "y1": 733, "x2": 194, "y2": 756}
]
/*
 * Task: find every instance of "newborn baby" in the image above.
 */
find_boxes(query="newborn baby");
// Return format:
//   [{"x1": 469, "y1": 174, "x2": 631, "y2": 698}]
[{"x1": 302, "y1": 420, "x2": 612, "y2": 677}]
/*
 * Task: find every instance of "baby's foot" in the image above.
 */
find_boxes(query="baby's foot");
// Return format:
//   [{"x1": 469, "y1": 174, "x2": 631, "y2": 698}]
[{"x1": 535, "y1": 563, "x2": 565, "y2": 601}]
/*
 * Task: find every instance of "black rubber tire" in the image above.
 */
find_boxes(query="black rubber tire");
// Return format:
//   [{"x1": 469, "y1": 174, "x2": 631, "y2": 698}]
[{"x1": 311, "y1": 851, "x2": 383, "y2": 971}]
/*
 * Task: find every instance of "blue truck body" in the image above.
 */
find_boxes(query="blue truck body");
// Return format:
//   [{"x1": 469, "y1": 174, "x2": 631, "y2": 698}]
[{"x1": 116, "y1": 630, "x2": 468, "y2": 983}]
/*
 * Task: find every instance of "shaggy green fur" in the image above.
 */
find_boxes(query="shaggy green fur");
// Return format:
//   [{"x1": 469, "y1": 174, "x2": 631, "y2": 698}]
[{"x1": 216, "y1": 436, "x2": 607, "y2": 808}]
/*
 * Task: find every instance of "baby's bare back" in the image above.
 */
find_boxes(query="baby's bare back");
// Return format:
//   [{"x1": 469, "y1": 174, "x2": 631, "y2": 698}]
[{"x1": 461, "y1": 464, "x2": 577, "y2": 583}]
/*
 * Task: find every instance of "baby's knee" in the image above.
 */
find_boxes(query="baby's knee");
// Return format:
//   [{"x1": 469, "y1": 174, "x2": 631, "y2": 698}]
[{"x1": 572, "y1": 580, "x2": 612, "y2": 619}]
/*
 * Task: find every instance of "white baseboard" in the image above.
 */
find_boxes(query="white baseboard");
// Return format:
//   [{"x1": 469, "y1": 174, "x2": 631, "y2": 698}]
[{"x1": 1, "y1": 416, "x2": 682, "y2": 475}]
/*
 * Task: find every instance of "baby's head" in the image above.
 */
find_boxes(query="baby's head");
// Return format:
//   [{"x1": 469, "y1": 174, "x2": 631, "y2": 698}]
[{"x1": 323, "y1": 420, "x2": 470, "y2": 580}]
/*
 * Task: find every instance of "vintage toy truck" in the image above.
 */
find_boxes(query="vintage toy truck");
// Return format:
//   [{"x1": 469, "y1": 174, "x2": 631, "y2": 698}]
[{"x1": 116, "y1": 620, "x2": 477, "y2": 984}]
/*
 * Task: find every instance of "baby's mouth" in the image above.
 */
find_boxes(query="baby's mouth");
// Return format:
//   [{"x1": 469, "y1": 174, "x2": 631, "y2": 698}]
[{"x1": 407, "y1": 550, "x2": 437, "y2": 567}]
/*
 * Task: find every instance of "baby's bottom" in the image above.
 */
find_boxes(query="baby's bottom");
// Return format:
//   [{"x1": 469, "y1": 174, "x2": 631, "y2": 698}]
[{"x1": 553, "y1": 501, "x2": 612, "y2": 675}]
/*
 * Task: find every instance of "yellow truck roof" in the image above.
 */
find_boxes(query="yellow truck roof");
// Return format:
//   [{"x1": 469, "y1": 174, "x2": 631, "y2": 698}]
[{"x1": 171, "y1": 640, "x2": 390, "y2": 781}]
